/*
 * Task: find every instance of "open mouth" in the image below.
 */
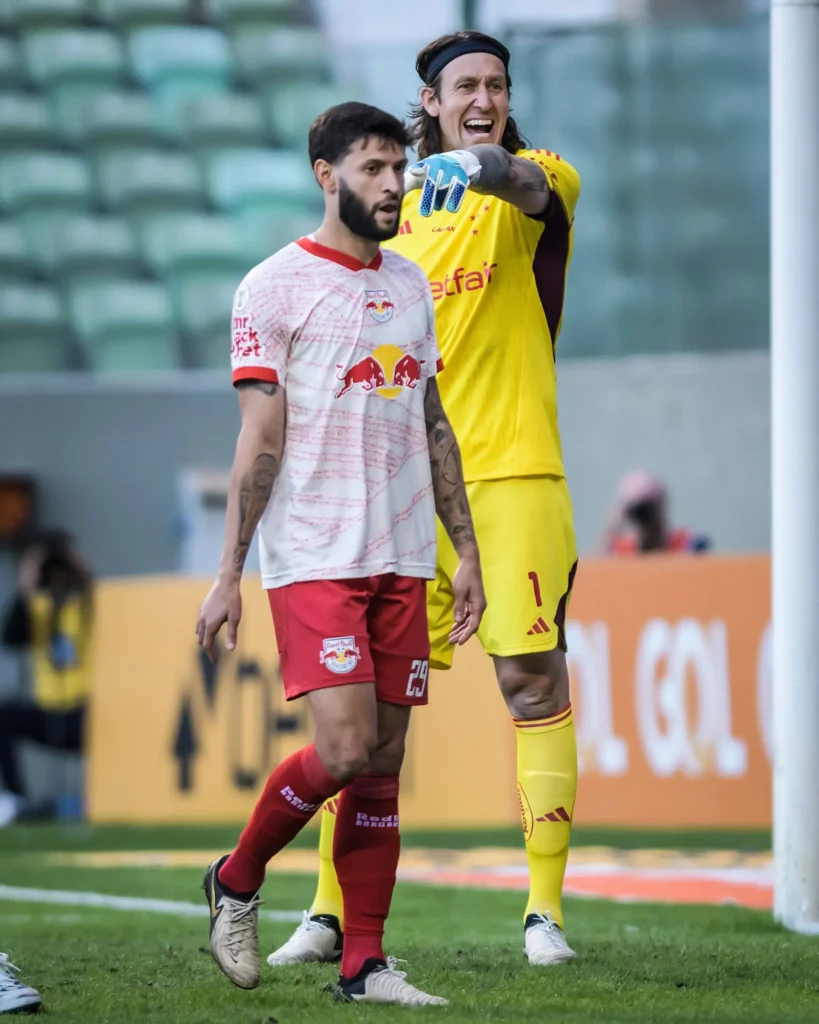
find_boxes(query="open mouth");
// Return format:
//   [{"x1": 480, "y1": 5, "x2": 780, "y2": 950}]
[
  {"x1": 378, "y1": 202, "x2": 398, "y2": 215},
  {"x1": 464, "y1": 118, "x2": 494, "y2": 138}
]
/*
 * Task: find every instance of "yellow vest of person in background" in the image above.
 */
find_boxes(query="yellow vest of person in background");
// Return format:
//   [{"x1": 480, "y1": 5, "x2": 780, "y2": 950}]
[{"x1": 28, "y1": 592, "x2": 92, "y2": 711}]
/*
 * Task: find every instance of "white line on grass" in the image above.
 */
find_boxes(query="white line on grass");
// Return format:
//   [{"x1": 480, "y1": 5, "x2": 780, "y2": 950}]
[{"x1": 0, "y1": 885, "x2": 302, "y2": 922}]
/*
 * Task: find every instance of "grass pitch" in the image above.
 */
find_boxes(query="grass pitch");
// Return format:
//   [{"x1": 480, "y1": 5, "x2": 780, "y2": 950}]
[{"x1": 1, "y1": 825, "x2": 817, "y2": 1023}]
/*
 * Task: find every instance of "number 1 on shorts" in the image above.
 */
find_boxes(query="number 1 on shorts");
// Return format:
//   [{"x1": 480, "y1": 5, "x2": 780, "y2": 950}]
[{"x1": 528, "y1": 571, "x2": 543, "y2": 607}]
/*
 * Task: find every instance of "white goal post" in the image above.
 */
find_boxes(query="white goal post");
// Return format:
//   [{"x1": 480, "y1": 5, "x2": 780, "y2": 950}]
[{"x1": 771, "y1": 0, "x2": 819, "y2": 935}]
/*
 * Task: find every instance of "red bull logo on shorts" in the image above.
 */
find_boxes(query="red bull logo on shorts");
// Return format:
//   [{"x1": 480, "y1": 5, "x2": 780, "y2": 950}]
[
  {"x1": 364, "y1": 289, "x2": 395, "y2": 323},
  {"x1": 320, "y1": 636, "x2": 361, "y2": 675},
  {"x1": 335, "y1": 344, "x2": 425, "y2": 400}
]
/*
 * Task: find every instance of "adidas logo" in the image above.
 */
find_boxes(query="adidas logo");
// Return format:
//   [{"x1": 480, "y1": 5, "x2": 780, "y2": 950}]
[
  {"x1": 536, "y1": 806, "x2": 571, "y2": 823},
  {"x1": 527, "y1": 616, "x2": 551, "y2": 636},
  {"x1": 397, "y1": 220, "x2": 412, "y2": 235}
]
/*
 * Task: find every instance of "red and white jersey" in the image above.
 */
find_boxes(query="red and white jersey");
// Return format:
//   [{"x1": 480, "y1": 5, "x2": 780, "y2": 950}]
[{"x1": 230, "y1": 236, "x2": 442, "y2": 589}]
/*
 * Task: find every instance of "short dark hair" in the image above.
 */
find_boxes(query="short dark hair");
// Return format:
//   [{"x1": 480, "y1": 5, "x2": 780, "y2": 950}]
[
  {"x1": 409, "y1": 31, "x2": 528, "y2": 159},
  {"x1": 308, "y1": 102, "x2": 411, "y2": 167}
]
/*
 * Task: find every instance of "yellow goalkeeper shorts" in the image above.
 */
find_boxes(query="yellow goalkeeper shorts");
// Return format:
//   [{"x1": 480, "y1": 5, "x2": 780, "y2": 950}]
[{"x1": 427, "y1": 475, "x2": 577, "y2": 669}]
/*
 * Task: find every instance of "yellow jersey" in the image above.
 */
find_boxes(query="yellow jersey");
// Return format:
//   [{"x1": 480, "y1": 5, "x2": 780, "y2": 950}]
[
  {"x1": 29, "y1": 590, "x2": 92, "y2": 711},
  {"x1": 385, "y1": 148, "x2": 580, "y2": 482}
]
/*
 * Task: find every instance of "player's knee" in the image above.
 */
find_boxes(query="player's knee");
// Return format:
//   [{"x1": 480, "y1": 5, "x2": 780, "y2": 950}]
[
  {"x1": 317, "y1": 727, "x2": 377, "y2": 783},
  {"x1": 497, "y1": 652, "x2": 570, "y2": 721},
  {"x1": 507, "y1": 683, "x2": 559, "y2": 720},
  {"x1": 366, "y1": 730, "x2": 406, "y2": 776}
]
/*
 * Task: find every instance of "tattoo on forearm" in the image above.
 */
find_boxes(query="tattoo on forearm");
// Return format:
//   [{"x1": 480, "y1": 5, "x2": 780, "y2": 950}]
[
  {"x1": 470, "y1": 144, "x2": 551, "y2": 209},
  {"x1": 234, "y1": 453, "x2": 279, "y2": 570},
  {"x1": 470, "y1": 145, "x2": 514, "y2": 193},
  {"x1": 424, "y1": 381, "x2": 477, "y2": 551},
  {"x1": 236, "y1": 380, "x2": 280, "y2": 397}
]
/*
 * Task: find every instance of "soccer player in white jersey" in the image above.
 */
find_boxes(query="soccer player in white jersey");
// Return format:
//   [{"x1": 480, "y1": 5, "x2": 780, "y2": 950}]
[{"x1": 196, "y1": 102, "x2": 485, "y2": 1008}]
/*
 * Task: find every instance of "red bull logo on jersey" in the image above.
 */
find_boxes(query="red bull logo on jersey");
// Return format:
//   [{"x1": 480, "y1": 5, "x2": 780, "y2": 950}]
[
  {"x1": 335, "y1": 344, "x2": 425, "y2": 400},
  {"x1": 364, "y1": 289, "x2": 395, "y2": 323},
  {"x1": 320, "y1": 636, "x2": 361, "y2": 675}
]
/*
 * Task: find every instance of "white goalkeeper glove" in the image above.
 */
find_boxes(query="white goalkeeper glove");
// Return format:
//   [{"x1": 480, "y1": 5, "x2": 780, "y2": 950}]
[{"x1": 403, "y1": 150, "x2": 482, "y2": 217}]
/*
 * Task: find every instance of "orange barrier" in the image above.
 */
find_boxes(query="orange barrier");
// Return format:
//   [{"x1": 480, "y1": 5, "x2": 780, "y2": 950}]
[
  {"x1": 88, "y1": 558, "x2": 771, "y2": 828},
  {"x1": 567, "y1": 556, "x2": 771, "y2": 828}
]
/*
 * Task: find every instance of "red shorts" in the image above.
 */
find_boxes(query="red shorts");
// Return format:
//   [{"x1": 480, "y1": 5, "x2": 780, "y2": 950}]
[{"x1": 267, "y1": 573, "x2": 431, "y2": 706}]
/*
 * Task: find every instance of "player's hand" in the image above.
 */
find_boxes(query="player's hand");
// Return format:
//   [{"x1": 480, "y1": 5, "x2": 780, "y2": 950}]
[
  {"x1": 404, "y1": 150, "x2": 482, "y2": 217},
  {"x1": 449, "y1": 549, "x2": 486, "y2": 646},
  {"x1": 196, "y1": 574, "x2": 242, "y2": 663}
]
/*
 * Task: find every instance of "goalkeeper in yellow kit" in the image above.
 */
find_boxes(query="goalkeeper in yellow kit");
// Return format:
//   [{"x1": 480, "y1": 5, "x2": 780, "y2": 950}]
[{"x1": 270, "y1": 30, "x2": 581, "y2": 968}]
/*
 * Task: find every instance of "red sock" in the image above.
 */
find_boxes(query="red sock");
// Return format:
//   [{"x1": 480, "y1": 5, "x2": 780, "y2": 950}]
[
  {"x1": 334, "y1": 774, "x2": 400, "y2": 979},
  {"x1": 220, "y1": 744, "x2": 341, "y2": 894}
]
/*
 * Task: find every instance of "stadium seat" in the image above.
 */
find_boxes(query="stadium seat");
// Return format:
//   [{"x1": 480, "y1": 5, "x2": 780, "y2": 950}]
[
  {"x1": 5, "y1": 0, "x2": 88, "y2": 31},
  {"x1": 0, "y1": 92, "x2": 54, "y2": 149},
  {"x1": 208, "y1": 148, "x2": 318, "y2": 256},
  {"x1": 266, "y1": 82, "x2": 346, "y2": 148},
  {"x1": 207, "y1": 147, "x2": 316, "y2": 210},
  {"x1": 238, "y1": 205, "x2": 317, "y2": 259},
  {"x1": 32, "y1": 215, "x2": 141, "y2": 280},
  {"x1": 0, "y1": 155, "x2": 95, "y2": 280},
  {"x1": 0, "y1": 152, "x2": 92, "y2": 214},
  {"x1": 173, "y1": 273, "x2": 237, "y2": 369},
  {"x1": 22, "y1": 29, "x2": 126, "y2": 89},
  {"x1": 128, "y1": 26, "x2": 233, "y2": 127},
  {"x1": 178, "y1": 91, "x2": 268, "y2": 151},
  {"x1": 95, "y1": 148, "x2": 203, "y2": 214},
  {"x1": 0, "y1": 283, "x2": 68, "y2": 373},
  {"x1": 209, "y1": 0, "x2": 297, "y2": 29},
  {"x1": 68, "y1": 279, "x2": 179, "y2": 371},
  {"x1": 0, "y1": 220, "x2": 37, "y2": 282},
  {"x1": 94, "y1": 0, "x2": 189, "y2": 30},
  {"x1": 232, "y1": 26, "x2": 330, "y2": 84},
  {"x1": 0, "y1": 37, "x2": 21, "y2": 88},
  {"x1": 138, "y1": 213, "x2": 246, "y2": 276},
  {"x1": 56, "y1": 88, "x2": 166, "y2": 147},
  {"x1": 128, "y1": 26, "x2": 232, "y2": 90}
]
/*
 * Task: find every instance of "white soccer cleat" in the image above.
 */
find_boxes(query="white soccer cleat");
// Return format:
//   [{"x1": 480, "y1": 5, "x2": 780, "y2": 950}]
[
  {"x1": 267, "y1": 912, "x2": 343, "y2": 966},
  {"x1": 202, "y1": 858, "x2": 262, "y2": 989},
  {"x1": 335, "y1": 957, "x2": 449, "y2": 1006},
  {"x1": 524, "y1": 912, "x2": 577, "y2": 966},
  {"x1": 0, "y1": 953, "x2": 42, "y2": 1014}
]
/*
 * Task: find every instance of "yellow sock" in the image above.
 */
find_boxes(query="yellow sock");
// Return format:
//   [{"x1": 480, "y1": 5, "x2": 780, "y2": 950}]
[
  {"x1": 515, "y1": 704, "x2": 578, "y2": 928},
  {"x1": 309, "y1": 798, "x2": 344, "y2": 925}
]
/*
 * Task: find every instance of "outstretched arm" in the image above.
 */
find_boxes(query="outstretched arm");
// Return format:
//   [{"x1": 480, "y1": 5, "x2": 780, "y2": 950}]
[
  {"x1": 467, "y1": 143, "x2": 553, "y2": 216},
  {"x1": 424, "y1": 378, "x2": 486, "y2": 644},
  {"x1": 196, "y1": 380, "x2": 285, "y2": 661}
]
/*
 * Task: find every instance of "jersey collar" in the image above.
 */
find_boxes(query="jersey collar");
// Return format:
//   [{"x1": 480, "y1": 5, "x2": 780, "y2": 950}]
[{"x1": 297, "y1": 236, "x2": 383, "y2": 272}]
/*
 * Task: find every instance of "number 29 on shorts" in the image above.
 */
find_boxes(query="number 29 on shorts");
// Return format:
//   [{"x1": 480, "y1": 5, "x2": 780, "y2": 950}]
[{"x1": 406, "y1": 659, "x2": 429, "y2": 698}]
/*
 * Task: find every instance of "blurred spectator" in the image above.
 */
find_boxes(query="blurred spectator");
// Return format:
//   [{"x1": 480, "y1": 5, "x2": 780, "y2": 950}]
[
  {"x1": 603, "y1": 472, "x2": 711, "y2": 555},
  {"x1": 0, "y1": 530, "x2": 93, "y2": 828}
]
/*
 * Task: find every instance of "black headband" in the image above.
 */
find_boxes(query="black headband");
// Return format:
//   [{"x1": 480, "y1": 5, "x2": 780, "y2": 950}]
[{"x1": 423, "y1": 39, "x2": 509, "y2": 85}]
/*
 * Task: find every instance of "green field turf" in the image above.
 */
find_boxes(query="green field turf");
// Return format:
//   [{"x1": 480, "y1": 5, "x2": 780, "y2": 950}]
[
  {"x1": 0, "y1": 822, "x2": 773, "y2": 854},
  {"x1": 2, "y1": 824, "x2": 816, "y2": 1023}
]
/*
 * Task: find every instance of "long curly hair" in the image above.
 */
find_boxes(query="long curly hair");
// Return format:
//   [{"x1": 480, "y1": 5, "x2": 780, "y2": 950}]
[{"x1": 409, "y1": 31, "x2": 528, "y2": 159}]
